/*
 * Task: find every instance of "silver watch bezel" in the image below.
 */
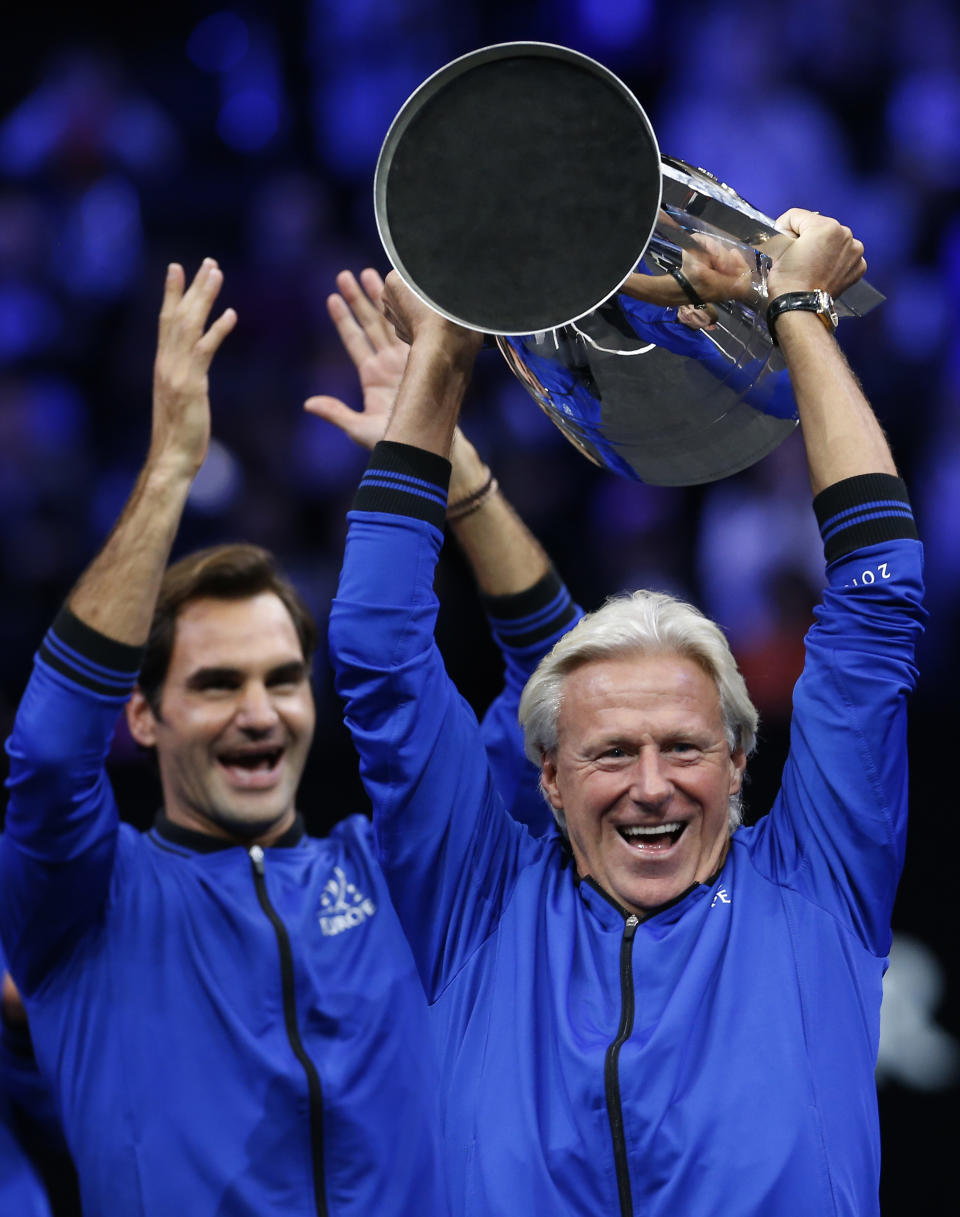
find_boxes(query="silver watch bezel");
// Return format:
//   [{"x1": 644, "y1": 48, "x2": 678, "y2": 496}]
[{"x1": 812, "y1": 288, "x2": 839, "y2": 330}]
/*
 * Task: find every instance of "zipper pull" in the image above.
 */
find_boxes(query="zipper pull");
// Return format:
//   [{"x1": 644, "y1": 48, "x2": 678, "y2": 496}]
[
  {"x1": 625, "y1": 914, "x2": 639, "y2": 928},
  {"x1": 249, "y1": 844, "x2": 265, "y2": 875}
]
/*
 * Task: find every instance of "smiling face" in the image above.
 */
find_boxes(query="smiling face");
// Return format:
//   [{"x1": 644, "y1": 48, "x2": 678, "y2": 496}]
[
  {"x1": 540, "y1": 651, "x2": 746, "y2": 917},
  {"x1": 126, "y1": 592, "x2": 316, "y2": 845}
]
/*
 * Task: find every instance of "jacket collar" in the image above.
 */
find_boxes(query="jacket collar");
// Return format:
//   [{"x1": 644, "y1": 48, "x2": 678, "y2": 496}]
[
  {"x1": 563, "y1": 832, "x2": 725, "y2": 930},
  {"x1": 151, "y1": 811, "x2": 306, "y2": 853}
]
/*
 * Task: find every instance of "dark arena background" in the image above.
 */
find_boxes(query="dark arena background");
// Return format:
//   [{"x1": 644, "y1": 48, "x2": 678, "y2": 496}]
[{"x1": 1, "y1": 1, "x2": 957, "y2": 1211}]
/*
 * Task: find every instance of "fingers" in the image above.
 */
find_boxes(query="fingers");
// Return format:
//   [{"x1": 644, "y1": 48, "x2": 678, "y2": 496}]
[
  {"x1": 196, "y1": 306, "x2": 238, "y2": 360},
  {"x1": 326, "y1": 267, "x2": 399, "y2": 370},
  {"x1": 159, "y1": 258, "x2": 229, "y2": 340},
  {"x1": 359, "y1": 267, "x2": 386, "y2": 310},
  {"x1": 333, "y1": 268, "x2": 393, "y2": 341},
  {"x1": 774, "y1": 208, "x2": 863, "y2": 257},
  {"x1": 773, "y1": 207, "x2": 810, "y2": 236},
  {"x1": 157, "y1": 258, "x2": 236, "y2": 370},
  {"x1": 304, "y1": 394, "x2": 350, "y2": 425},
  {"x1": 304, "y1": 394, "x2": 376, "y2": 450},
  {"x1": 158, "y1": 263, "x2": 185, "y2": 336},
  {"x1": 380, "y1": 269, "x2": 420, "y2": 343},
  {"x1": 181, "y1": 258, "x2": 227, "y2": 325},
  {"x1": 327, "y1": 289, "x2": 379, "y2": 369},
  {"x1": 767, "y1": 210, "x2": 867, "y2": 298}
]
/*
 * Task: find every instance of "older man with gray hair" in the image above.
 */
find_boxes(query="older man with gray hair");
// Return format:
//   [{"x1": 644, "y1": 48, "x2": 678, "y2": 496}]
[
  {"x1": 330, "y1": 209, "x2": 925, "y2": 1217},
  {"x1": 520, "y1": 588, "x2": 759, "y2": 844}
]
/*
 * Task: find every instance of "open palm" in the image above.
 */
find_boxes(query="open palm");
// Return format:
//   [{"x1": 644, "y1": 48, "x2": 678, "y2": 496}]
[{"x1": 305, "y1": 268, "x2": 409, "y2": 450}]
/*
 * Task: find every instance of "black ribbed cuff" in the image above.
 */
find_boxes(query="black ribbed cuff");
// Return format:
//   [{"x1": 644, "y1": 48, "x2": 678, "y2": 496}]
[
  {"x1": 482, "y1": 568, "x2": 579, "y2": 651},
  {"x1": 38, "y1": 608, "x2": 144, "y2": 697},
  {"x1": 353, "y1": 441, "x2": 451, "y2": 531},
  {"x1": 813, "y1": 473, "x2": 918, "y2": 564}
]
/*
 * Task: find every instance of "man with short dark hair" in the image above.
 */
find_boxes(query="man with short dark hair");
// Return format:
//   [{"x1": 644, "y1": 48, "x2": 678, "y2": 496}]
[
  {"x1": 329, "y1": 211, "x2": 926, "y2": 1216},
  {"x1": 0, "y1": 260, "x2": 579, "y2": 1216}
]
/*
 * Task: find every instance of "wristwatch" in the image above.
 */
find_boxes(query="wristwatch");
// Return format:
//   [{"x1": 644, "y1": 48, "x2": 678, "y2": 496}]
[{"x1": 766, "y1": 290, "x2": 838, "y2": 345}]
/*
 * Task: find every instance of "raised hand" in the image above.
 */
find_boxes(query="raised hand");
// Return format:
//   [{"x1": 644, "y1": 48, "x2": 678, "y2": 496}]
[
  {"x1": 304, "y1": 268, "x2": 409, "y2": 451},
  {"x1": 767, "y1": 210, "x2": 867, "y2": 300},
  {"x1": 381, "y1": 270, "x2": 482, "y2": 357},
  {"x1": 68, "y1": 258, "x2": 236, "y2": 641},
  {"x1": 150, "y1": 258, "x2": 236, "y2": 478}
]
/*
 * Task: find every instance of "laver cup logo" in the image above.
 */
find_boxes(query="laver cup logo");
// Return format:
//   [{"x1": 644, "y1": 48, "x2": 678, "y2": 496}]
[{"x1": 318, "y1": 866, "x2": 377, "y2": 936}]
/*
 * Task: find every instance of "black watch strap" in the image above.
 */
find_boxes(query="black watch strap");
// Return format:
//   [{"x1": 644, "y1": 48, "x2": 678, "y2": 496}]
[
  {"x1": 669, "y1": 267, "x2": 705, "y2": 308},
  {"x1": 767, "y1": 290, "x2": 838, "y2": 345}
]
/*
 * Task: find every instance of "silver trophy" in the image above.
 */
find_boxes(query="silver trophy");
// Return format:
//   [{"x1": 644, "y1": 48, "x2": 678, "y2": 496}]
[{"x1": 375, "y1": 42, "x2": 881, "y2": 486}]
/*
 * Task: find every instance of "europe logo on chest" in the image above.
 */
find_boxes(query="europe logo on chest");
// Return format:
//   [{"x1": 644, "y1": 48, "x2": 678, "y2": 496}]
[{"x1": 318, "y1": 865, "x2": 377, "y2": 936}]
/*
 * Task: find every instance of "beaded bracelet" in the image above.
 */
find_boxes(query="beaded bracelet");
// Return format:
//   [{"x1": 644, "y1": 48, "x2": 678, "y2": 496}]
[{"x1": 446, "y1": 470, "x2": 499, "y2": 522}]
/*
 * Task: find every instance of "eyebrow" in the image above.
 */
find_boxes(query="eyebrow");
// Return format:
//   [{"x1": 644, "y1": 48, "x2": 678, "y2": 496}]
[
  {"x1": 267, "y1": 661, "x2": 309, "y2": 684},
  {"x1": 185, "y1": 660, "x2": 308, "y2": 690}
]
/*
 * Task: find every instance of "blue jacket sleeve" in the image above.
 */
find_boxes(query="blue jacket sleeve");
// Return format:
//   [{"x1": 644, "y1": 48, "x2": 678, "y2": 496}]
[
  {"x1": 328, "y1": 442, "x2": 538, "y2": 999},
  {"x1": 747, "y1": 474, "x2": 925, "y2": 954},
  {"x1": 479, "y1": 571, "x2": 582, "y2": 835},
  {"x1": 0, "y1": 939, "x2": 63, "y2": 1146},
  {"x1": 0, "y1": 612, "x2": 142, "y2": 995}
]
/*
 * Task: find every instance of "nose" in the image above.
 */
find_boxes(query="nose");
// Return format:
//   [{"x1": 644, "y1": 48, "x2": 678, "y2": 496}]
[
  {"x1": 627, "y1": 747, "x2": 672, "y2": 810},
  {"x1": 234, "y1": 681, "x2": 279, "y2": 732}
]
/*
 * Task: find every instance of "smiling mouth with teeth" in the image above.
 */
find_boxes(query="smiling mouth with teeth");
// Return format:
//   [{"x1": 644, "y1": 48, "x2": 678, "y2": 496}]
[
  {"x1": 217, "y1": 749, "x2": 284, "y2": 787},
  {"x1": 221, "y1": 750, "x2": 282, "y2": 770},
  {"x1": 617, "y1": 823, "x2": 686, "y2": 850}
]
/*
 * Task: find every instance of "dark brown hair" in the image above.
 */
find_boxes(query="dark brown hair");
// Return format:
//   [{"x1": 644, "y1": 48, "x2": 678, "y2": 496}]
[{"x1": 138, "y1": 543, "x2": 318, "y2": 714}]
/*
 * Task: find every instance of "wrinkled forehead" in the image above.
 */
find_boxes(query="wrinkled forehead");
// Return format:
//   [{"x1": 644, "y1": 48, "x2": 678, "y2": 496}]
[{"x1": 557, "y1": 650, "x2": 725, "y2": 736}]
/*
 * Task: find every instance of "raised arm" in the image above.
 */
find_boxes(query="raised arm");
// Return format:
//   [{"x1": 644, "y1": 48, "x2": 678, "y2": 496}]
[
  {"x1": 306, "y1": 270, "x2": 581, "y2": 827},
  {"x1": 329, "y1": 275, "x2": 564, "y2": 991},
  {"x1": 0, "y1": 261, "x2": 235, "y2": 991},
  {"x1": 746, "y1": 211, "x2": 924, "y2": 949},
  {"x1": 765, "y1": 209, "x2": 896, "y2": 494},
  {"x1": 69, "y1": 260, "x2": 236, "y2": 641},
  {"x1": 308, "y1": 270, "x2": 581, "y2": 831}
]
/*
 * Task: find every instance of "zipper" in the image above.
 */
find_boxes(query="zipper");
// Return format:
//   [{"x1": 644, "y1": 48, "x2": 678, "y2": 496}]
[
  {"x1": 604, "y1": 913, "x2": 640, "y2": 1217},
  {"x1": 249, "y1": 844, "x2": 328, "y2": 1217}
]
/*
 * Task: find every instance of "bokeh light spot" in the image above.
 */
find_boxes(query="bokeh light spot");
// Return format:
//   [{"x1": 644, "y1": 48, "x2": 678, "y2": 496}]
[
  {"x1": 217, "y1": 89, "x2": 280, "y2": 152},
  {"x1": 187, "y1": 12, "x2": 250, "y2": 73}
]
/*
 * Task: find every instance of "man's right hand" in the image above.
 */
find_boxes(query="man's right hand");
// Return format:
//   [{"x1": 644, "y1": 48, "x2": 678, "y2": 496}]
[
  {"x1": 149, "y1": 258, "x2": 237, "y2": 480},
  {"x1": 381, "y1": 271, "x2": 483, "y2": 360}
]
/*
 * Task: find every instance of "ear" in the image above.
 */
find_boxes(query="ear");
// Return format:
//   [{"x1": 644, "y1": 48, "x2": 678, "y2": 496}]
[
  {"x1": 540, "y1": 751, "x2": 564, "y2": 812},
  {"x1": 126, "y1": 687, "x2": 160, "y2": 748},
  {"x1": 728, "y1": 747, "x2": 747, "y2": 795}
]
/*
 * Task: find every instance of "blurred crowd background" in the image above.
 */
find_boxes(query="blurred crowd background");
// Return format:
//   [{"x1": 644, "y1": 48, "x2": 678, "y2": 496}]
[{"x1": 1, "y1": 0, "x2": 957, "y2": 1210}]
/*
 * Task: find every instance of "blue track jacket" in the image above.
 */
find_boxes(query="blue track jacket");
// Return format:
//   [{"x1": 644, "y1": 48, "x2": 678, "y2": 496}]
[
  {"x1": 0, "y1": 528, "x2": 580, "y2": 1217},
  {"x1": 330, "y1": 444, "x2": 925, "y2": 1217},
  {"x1": 1, "y1": 939, "x2": 56, "y2": 1217}
]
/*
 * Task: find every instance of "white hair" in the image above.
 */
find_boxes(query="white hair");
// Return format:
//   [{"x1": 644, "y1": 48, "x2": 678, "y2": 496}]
[{"x1": 518, "y1": 589, "x2": 759, "y2": 834}]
